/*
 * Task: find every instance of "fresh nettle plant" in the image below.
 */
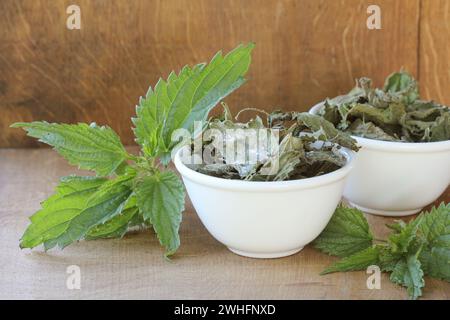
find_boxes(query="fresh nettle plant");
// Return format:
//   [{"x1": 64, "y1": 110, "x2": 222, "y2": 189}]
[
  {"x1": 318, "y1": 71, "x2": 450, "y2": 142},
  {"x1": 314, "y1": 203, "x2": 450, "y2": 300},
  {"x1": 12, "y1": 43, "x2": 255, "y2": 256}
]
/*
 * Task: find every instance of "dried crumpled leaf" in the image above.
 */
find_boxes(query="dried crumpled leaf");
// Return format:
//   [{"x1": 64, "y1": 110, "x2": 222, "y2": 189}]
[
  {"x1": 268, "y1": 112, "x2": 358, "y2": 151},
  {"x1": 347, "y1": 119, "x2": 397, "y2": 141},
  {"x1": 348, "y1": 103, "x2": 406, "y2": 126},
  {"x1": 430, "y1": 113, "x2": 450, "y2": 142},
  {"x1": 317, "y1": 71, "x2": 450, "y2": 142},
  {"x1": 188, "y1": 163, "x2": 241, "y2": 179},
  {"x1": 383, "y1": 71, "x2": 419, "y2": 104},
  {"x1": 188, "y1": 107, "x2": 357, "y2": 181},
  {"x1": 254, "y1": 133, "x2": 305, "y2": 181}
]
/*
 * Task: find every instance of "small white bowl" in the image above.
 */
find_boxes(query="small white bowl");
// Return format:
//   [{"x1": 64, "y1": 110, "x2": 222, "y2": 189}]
[
  {"x1": 174, "y1": 147, "x2": 354, "y2": 259},
  {"x1": 310, "y1": 102, "x2": 450, "y2": 216}
]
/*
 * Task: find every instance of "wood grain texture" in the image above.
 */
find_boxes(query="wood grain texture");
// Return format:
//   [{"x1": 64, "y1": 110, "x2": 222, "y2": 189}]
[
  {"x1": 419, "y1": 0, "x2": 450, "y2": 105},
  {"x1": 0, "y1": 148, "x2": 448, "y2": 300},
  {"x1": 0, "y1": 0, "x2": 420, "y2": 147}
]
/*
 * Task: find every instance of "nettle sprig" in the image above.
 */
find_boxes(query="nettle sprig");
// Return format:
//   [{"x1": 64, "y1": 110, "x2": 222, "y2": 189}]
[
  {"x1": 12, "y1": 43, "x2": 255, "y2": 256},
  {"x1": 314, "y1": 203, "x2": 450, "y2": 299}
]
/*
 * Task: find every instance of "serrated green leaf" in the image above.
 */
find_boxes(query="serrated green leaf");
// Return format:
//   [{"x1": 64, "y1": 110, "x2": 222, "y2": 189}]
[
  {"x1": 321, "y1": 246, "x2": 381, "y2": 275},
  {"x1": 86, "y1": 195, "x2": 139, "y2": 240},
  {"x1": 133, "y1": 43, "x2": 254, "y2": 161},
  {"x1": 86, "y1": 207, "x2": 139, "y2": 240},
  {"x1": 388, "y1": 215, "x2": 423, "y2": 254},
  {"x1": 20, "y1": 176, "x2": 107, "y2": 249},
  {"x1": 386, "y1": 220, "x2": 407, "y2": 234},
  {"x1": 390, "y1": 255, "x2": 424, "y2": 300},
  {"x1": 135, "y1": 171, "x2": 185, "y2": 255},
  {"x1": 419, "y1": 247, "x2": 450, "y2": 282},
  {"x1": 316, "y1": 202, "x2": 450, "y2": 299},
  {"x1": 418, "y1": 203, "x2": 450, "y2": 248},
  {"x1": 11, "y1": 122, "x2": 128, "y2": 176},
  {"x1": 44, "y1": 174, "x2": 134, "y2": 249},
  {"x1": 132, "y1": 67, "x2": 194, "y2": 157},
  {"x1": 417, "y1": 203, "x2": 450, "y2": 281},
  {"x1": 314, "y1": 205, "x2": 373, "y2": 257},
  {"x1": 378, "y1": 246, "x2": 401, "y2": 272}
]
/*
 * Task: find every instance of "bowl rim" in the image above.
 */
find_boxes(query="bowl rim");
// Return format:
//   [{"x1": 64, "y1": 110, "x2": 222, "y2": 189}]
[
  {"x1": 309, "y1": 102, "x2": 450, "y2": 153},
  {"x1": 173, "y1": 145, "x2": 354, "y2": 192}
]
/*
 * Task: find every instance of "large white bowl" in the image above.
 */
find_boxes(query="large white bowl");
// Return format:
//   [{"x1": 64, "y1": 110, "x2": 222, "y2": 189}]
[
  {"x1": 310, "y1": 102, "x2": 450, "y2": 216},
  {"x1": 174, "y1": 147, "x2": 354, "y2": 259}
]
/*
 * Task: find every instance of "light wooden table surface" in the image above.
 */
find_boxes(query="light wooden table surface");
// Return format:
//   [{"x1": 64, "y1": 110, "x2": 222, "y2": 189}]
[{"x1": 0, "y1": 148, "x2": 449, "y2": 300}]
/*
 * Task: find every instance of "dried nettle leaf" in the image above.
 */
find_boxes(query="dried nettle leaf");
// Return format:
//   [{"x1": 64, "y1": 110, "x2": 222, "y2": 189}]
[
  {"x1": 347, "y1": 119, "x2": 397, "y2": 141},
  {"x1": 189, "y1": 108, "x2": 357, "y2": 181},
  {"x1": 317, "y1": 71, "x2": 450, "y2": 142}
]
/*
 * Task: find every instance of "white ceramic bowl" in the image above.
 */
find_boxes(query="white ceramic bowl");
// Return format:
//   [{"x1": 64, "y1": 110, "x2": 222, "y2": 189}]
[
  {"x1": 310, "y1": 102, "x2": 450, "y2": 216},
  {"x1": 174, "y1": 147, "x2": 354, "y2": 259}
]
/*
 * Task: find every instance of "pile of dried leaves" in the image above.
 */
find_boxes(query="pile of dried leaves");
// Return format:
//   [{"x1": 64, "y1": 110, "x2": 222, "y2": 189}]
[
  {"x1": 187, "y1": 105, "x2": 358, "y2": 181},
  {"x1": 317, "y1": 71, "x2": 450, "y2": 142}
]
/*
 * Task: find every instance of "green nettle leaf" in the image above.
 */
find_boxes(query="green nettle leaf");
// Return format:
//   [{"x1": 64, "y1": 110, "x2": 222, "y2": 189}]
[
  {"x1": 417, "y1": 203, "x2": 450, "y2": 281},
  {"x1": 418, "y1": 203, "x2": 450, "y2": 247},
  {"x1": 13, "y1": 44, "x2": 258, "y2": 255},
  {"x1": 419, "y1": 247, "x2": 450, "y2": 281},
  {"x1": 314, "y1": 205, "x2": 373, "y2": 257},
  {"x1": 20, "y1": 176, "x2": 107, "y2": 249},
  {"x1": 390, "y1": 255, "x2": 425, "y2": 300},
  {"x1": 386, "y1": 220, "x2": 407, "y2": 233},
  {"x1": 388, "y1": 215, "x2": 423, "y2": 254},
  {"x1": 14, "y1": 43, "x2": 256, "y2": 255},
  {"x1": 378, "y1": 246, "x2": 401, "y2": 272},
  {"x1": 45, "y1": 174, "x2": 134, "y2": 249},
  {"x1": 86, "y1": 207, "x2": 139, "y2": 240},
  {"x1": 321, "y1": 246, "x2": 381, "y2": 275},
  {"x1": 11, "y1": 122, "x2": 129, "y2": 176},
  {"x1": 86, "y1": 195, "x2": 140, "y2": 240},
  {"x1": 135, "y1": 171, "x2": 185, "y2": 256},
  {"x1": 317, "y1": 203, "x2": 450, "y2": 300},
  {"x1": 133, "y1": 43, "x2": 255, "y2": 161}
]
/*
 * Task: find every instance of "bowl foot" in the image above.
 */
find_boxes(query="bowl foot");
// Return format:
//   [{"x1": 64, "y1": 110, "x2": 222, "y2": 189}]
[
  {"x1": 348, "y1": 202, "x2": 422, "y2": 217},
  {"x1": 227, "y1": 247, "x2": 303, "y2": 259}
]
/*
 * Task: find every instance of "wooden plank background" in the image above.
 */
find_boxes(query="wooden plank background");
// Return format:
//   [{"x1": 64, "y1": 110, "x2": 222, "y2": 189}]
[
  {"x1": 0, "y1": 0, "x2": 448, "y2": 148},
  {"x1": 420, "y1": 0, "x2": 450, "y2": 105}
]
